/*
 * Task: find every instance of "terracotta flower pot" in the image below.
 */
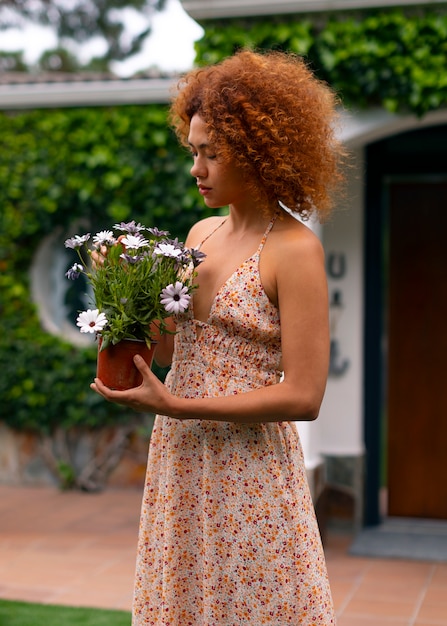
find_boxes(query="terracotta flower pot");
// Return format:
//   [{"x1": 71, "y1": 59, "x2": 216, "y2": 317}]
[{"x1": 96, "y1": 338, "x2": 157, "y2": 391}]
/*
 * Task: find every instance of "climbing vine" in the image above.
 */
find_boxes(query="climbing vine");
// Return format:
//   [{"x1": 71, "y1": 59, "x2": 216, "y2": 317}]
[
  {"x1": 0, "y1": 105, "x2": 208, "y2": 435},
  {"x1": 195, "y1": 8, "x2": 447, "y2": 116}
]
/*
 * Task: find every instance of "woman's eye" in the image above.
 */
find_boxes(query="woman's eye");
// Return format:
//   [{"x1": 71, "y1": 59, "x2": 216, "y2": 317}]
[{"x1": 189, "y1": 149, "x2": 217, "y2": 160}]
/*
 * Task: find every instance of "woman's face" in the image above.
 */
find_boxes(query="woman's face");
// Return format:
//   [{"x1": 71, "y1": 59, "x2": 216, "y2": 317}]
[{"x1": 188, "y1": 114, "x2": 249, "y2": 210}]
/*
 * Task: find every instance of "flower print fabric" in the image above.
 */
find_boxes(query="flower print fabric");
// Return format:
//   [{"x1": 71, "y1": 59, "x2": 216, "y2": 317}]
[{"x1": 133, "y1": 216, "x2": 336, "y2": 625}]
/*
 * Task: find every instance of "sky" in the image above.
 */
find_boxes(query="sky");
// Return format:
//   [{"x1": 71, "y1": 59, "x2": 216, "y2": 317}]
[{"x1": 0, "y1": 0, "x2": 204, "y2": 75}]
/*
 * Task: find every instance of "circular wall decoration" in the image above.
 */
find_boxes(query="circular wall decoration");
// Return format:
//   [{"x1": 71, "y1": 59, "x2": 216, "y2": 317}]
[{"x1": 30, "y1": 227, "x2": 94, "y2": 347}]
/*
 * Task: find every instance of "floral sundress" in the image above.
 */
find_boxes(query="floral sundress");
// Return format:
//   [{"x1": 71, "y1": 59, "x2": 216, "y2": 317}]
[{"x1": 132, "y1": 215, "x2": 336, "y2": 625}]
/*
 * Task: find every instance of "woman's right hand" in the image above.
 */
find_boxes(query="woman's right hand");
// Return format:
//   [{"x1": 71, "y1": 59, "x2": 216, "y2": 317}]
[{"x1": 91, "y1": 245, "x2": 108, "y2": 269}]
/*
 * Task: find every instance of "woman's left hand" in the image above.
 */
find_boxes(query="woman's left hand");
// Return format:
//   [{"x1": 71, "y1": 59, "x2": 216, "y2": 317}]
[{"x1": 90, "y1": 354, "x2": 172, "y2": 415}]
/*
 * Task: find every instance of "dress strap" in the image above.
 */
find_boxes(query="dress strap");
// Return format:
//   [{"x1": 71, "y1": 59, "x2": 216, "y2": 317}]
[
  {"x1": 197, "y1": 218, "x2": 227, "y2": 250},
  {"x1": 257, "y1": 211, "x2": 279, "y2": 253}
]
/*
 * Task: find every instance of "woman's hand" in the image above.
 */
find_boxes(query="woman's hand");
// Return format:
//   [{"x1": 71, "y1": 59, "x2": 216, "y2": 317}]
[
  {"x1": 91, "y1": 235, "x2": 126, "y2": 269},
  {"x1": 91, "y1": 354, "x2": 174, "y2": 414},
  {"x1": 91, "y1": 245, "x2": 108, "y2": 269}
]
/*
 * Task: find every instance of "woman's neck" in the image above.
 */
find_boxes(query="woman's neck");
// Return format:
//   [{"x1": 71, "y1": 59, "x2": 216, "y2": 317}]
[{"x1": 226, "y1": 201, "x2": 276, "y2": 234}]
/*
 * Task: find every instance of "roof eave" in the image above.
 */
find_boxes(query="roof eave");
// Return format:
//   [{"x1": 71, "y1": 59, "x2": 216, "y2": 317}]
[
  {"x1": 0, "y1": 77, "x2": 175, "y2": 110},
  {"x1": 180, "y1": 0, "x2": 447, "y2": 19}
]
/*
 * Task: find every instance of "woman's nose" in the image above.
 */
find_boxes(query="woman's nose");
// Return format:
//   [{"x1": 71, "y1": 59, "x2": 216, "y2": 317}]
[{"x1": 190, "y1": 157, "x2": 205, "y2": 178}]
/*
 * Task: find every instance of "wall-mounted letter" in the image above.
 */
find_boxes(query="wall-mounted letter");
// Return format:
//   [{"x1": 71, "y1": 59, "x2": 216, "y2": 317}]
[{"x1": 327, "y1": 252, "x2": 346, "y2": 279}]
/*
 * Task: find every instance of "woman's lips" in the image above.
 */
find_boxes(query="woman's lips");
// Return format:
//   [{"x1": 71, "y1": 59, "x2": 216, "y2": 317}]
[{"x1": 198, "y1": 185, "x2": 211, "y2": 196}]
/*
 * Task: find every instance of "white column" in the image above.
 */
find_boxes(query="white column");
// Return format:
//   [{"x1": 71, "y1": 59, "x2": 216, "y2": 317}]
[{"x1": 318, "y1": 148, "x2": 365, "y2": 457}]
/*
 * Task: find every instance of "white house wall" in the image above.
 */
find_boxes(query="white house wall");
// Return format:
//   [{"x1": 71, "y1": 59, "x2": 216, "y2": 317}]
[{"x1": 319, "y1": 147, "x2": 365, "y2": 457}]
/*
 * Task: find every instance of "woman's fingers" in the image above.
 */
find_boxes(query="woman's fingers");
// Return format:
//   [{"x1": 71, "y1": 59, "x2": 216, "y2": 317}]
[
  {"x1": 90, "y1": 354, "x2": 167, "y2": 413},
  {"x1": 91, "y1": 245, "x2": 108, "y2": 269}
]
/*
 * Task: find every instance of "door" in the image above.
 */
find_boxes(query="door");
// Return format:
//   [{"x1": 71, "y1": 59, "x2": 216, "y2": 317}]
[{"x1": 387, "y1": 181, "x2": 447, "y2": 519}]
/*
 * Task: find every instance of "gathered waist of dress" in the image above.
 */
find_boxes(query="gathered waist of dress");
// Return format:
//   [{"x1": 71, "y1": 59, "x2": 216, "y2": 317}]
[
  {"x1": 174, "y1": 328, "x2": 281, "y2": 372},
  {"x1": 166, "y1": 356, "x2": 282, "y2": 399}
]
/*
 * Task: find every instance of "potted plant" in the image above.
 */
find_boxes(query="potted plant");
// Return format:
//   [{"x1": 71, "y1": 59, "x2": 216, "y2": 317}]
[{"x1": 64, "y1": 220, "x2": 205, "y2": 389}]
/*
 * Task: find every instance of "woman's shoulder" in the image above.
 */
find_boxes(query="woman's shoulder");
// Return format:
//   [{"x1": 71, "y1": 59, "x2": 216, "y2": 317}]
[
  {"x1": 185, "y1": 215, "x2": 227, "y2": 248},
  {"x1": 261, "y1": 213, "x2": 325, "y2": 306},
  {"x1": 272, "y1": 213, "x2": 324, "y2": 259}
]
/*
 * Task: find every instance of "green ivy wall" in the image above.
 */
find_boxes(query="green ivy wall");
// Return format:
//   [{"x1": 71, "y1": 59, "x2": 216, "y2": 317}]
[{"x1": 0, "y1": 105, "x2": 210, "y2": 436}]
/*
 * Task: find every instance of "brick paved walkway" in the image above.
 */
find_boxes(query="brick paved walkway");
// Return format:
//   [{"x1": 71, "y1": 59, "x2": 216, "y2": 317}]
[{"x1": 0, "y1": 485, "x2": 446, "y2": 624}]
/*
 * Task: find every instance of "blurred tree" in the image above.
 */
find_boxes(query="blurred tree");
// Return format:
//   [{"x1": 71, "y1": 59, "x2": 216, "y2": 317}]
[
  {"x1": 0, "y1": 0, "x2": 167, "y2": 72},
  {"x1": 38, "y1": 47, "x2": 83, "y2": 72},
  {"x1": 0, "y1": 49, "x2": 27, "y2": 71}
]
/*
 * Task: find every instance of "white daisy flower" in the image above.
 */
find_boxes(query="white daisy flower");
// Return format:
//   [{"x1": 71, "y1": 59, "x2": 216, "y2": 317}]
[
  {"x1": 120, "y1": 234, "x2": 149, "y2": 250},
  {"x1": 76, "y1": 309, "x2": 108, "y2": 334},
  {"x1": 154, "y1": 243, "x2": 183, "y2": 258},
  {"x1": 113, "y1": 221, "x2": 146, "y2": 234},
  {"x1": 64, "y1": 233, "x2": 91, "y2": 249},
  {"x1": 65, "y1": 263, "x2": 84, "y2": 280},
  {"x1": 160, "y1": 281, "x2": 191, "y2": 314},
  {"x1": 92, "y1": 230, "x2": 116, "y2": 247}
]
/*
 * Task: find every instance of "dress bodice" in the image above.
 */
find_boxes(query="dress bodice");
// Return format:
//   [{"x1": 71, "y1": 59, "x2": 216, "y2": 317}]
[{"x1": 166, "y1": 218, "x2": 282, "y2": 398}]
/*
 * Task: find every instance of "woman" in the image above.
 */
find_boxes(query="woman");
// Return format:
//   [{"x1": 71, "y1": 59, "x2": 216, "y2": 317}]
[{"x1": 92, "y1": 49, "x2": 345, "y2": 625}]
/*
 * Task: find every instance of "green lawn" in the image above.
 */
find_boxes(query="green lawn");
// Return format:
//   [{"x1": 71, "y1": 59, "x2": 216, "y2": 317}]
[{"x1": 0, "y1": 600, "x2": 131, "y2": 626}]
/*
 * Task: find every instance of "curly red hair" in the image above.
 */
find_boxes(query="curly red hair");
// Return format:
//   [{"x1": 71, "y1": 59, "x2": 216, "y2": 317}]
[{"x1": 169, "y1": 49, "x2": 346, "y2": 221}]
